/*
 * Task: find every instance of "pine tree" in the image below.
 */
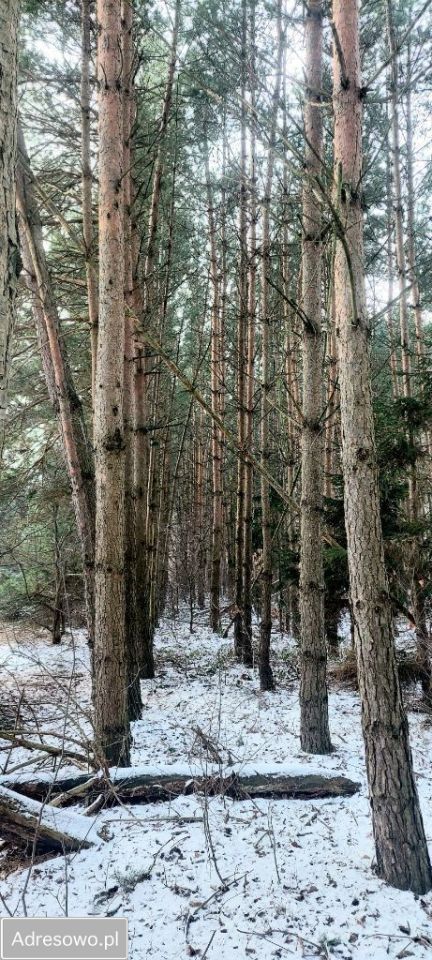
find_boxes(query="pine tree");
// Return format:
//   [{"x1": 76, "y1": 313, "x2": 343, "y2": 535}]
[
  {"x1": 332, "y1": 0, "x2": 432, "y2": 894},
  {"x1": 93, "y1": 0, "x2": 130, "y2": 767}
]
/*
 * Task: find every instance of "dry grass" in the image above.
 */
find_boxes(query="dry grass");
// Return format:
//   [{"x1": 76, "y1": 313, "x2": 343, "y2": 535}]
[{"x1": 331, "y1": 648, "x2": 429, "y2": 690}]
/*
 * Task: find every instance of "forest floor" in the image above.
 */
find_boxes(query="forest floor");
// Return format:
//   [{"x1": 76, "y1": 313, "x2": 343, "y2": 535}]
[{"x1": 1, "y1": 611, "x2": 432, "y2": 959}]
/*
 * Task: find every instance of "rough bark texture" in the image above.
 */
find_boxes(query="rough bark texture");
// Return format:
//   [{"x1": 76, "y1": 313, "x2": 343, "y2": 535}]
[
  {"x1": 0, "y1": 0, "x2": 20, "y2": 421},
  {"x1": 16, "y1": 128, "x2": 96, "y2": 643},
  {"x1": 94, "y1": 0, "x2": 130, "y2": 766},
  {"x1": 332, "y1": 0, "x2": 432, "y2": 894},
  {"x1": 299, "y1": 0, "x2": 331, "y2": 753}
]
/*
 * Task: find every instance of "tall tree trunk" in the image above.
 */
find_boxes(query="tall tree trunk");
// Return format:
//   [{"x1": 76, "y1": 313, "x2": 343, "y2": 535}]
[
  {"x1": 405, "y1": 39, "x2": 424, "y2": 369},
  {"x1": 234, "y1": 0, "x2": 252, "y2": 665},
  {"x1": 122, "y1": 0, "x2": 142, "y2": 721},
  {"x1": 0, "y1": 0, "x2": 20, "y2": 422},
  {"x1": 258, "y1": 0, "x2": 283, "y2": 691},
  {"x1": 282, "y1": 63, "x2": 300, "y2": 636},
  {"x1": 332, "y1": 0, "x2": 431, "y2": 894},
  {"x1": 94, "y1": 0, "x2": 130, "y2": 766},
  {"x1": 324, "y1": 297, "x2": 338, "y2": 500},
  {"x1": 194, "y1": 407, "x2": 206, "y2": 610},
  {"x1": 149, "y1": 150, "x2": 178, "y2": 633},
  {"x1": 134, "y1": 345, "x2": 154, "y2": 678},
  {"x1": 52, "y1": 506, "x2": 66, "y2": 645},
  {"x1": 135, "y1": 0, "x2": 180, "y2": 676},
  {"x1": 385, "y1": 124, "x2": 399, "y2": 401},
  {"x1": 16, "y1": 128, "x2": 96, "y2": 645},
  {"x1": 299, "y1": 0, "x2": 331, "y2": 753},
  {"x1": 132, "y1": 215, "x2": 152, "y2": 677},
  {"x1": 405, "y1": 37, "x2": 431, "y2": 463},
  {"x1": 243, "y1": 0, "x2": 257, "y2": 658},
  {"x1": 80, "y1": 0, "x2": 99, "y2": 404},
  {"x1": 385, "y1": 0, "x2": 411, "y2": 405},
  {"x1": 385, "y1": 0, "x2": 430, "y2": 695},
  {"x1": 205, "y1": 142, "x2": 224, "y2": 632}
]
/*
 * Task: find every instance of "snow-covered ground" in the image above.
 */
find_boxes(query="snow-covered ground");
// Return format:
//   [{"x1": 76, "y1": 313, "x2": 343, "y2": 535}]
[{"x1": 1, "y1": 613, "x2": 432, "y2": 959}]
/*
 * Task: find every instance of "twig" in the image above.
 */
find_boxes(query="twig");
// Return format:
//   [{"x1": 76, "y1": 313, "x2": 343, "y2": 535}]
[{"x1": 0, "y1": 731, "x2": 91, "y2": 766}]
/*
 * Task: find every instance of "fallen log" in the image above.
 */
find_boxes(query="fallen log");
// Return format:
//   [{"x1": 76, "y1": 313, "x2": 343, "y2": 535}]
[
  {"x1": 0, "y1": 769, "x2": 360, "y2": 806},
  {"x1": 0, "y1": 785, "x2": 103, "y2": 852}
]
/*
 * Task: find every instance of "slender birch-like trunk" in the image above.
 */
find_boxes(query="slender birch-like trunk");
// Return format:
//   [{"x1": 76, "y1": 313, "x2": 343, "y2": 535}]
[
  {"x1": 333, "y1": 0, "x2": 431, "y2": 894},
  {"x1": 0, "y1": 0, "x2": 20, "y2": 422},
  {"x1": 299, "y1": 0, "x2": 331, "y2": 752},
  {"x1": 94, "y1": 0, "x2": 130, "y2": 766}
]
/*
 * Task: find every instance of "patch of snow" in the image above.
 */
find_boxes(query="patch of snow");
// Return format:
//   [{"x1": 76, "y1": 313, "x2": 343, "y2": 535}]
[{"x1": 0, "y1": 610, "x2": 432, "y2": 960}]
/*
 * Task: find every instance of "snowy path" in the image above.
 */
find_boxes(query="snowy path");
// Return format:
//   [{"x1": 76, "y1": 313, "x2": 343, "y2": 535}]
[{"x1": 1, "y1": 614, "x2": 432, "y2": 958}]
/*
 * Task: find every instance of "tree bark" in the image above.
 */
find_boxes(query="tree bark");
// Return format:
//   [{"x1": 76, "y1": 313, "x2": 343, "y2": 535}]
[
  {"x1": 299, "y1": 0, "x2": 332, "y2": 753},
  {"x1": 332, "y1": 0, "x2": 432, "y2": 894},
  {"x1": 0, "y1": 0, "x2": 20, "y2": 421},
  {"x1": 94, "y1": 0, "x2": 130, "y2": 766}
]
